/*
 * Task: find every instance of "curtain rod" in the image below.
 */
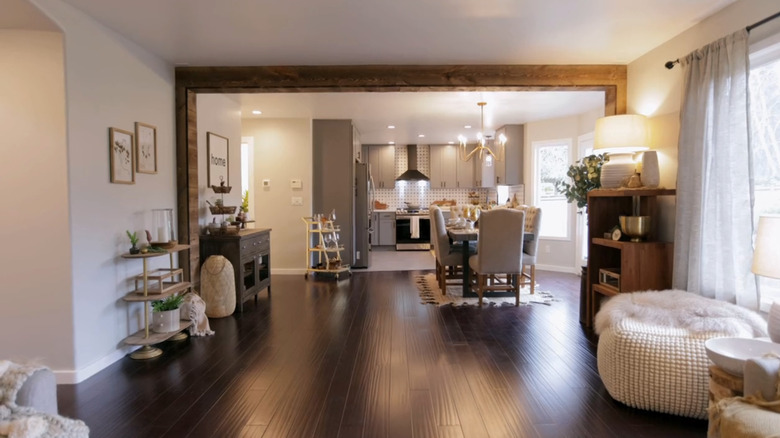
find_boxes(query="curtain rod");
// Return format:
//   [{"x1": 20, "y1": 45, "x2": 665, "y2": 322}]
[{"x1": 664, "y1": 9, "x2": 780, "y2": 69}]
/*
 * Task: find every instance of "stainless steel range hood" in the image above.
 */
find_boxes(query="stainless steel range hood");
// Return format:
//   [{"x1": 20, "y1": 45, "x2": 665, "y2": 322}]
[{"x1": 395, "y1": 145, "x2": 430, "y2": 182}]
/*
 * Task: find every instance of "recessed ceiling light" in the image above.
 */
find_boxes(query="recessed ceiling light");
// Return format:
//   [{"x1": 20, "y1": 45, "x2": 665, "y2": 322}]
[
  {"x1": 389, "y1": 141, "x2": 395, "y2": 145},
  {"x1": 418, "y1": 134, "x2": 425, "y2": 138},
  {"x1": 252, "y1": 110, "x2": 262, "y2": 115},
  {"x1": 387, "y1": 125, "x2": 395, "y2": 129},
  {"x1": 448, "y1": 141, "x2": 454, "y2": 144},
  {"x1": 464, "y1": 125, "x2": 472, "y2": 129}
]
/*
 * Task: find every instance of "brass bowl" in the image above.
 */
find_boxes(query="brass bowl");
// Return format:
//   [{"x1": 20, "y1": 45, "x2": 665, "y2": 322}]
[{"x1": 619, "y1": 216, "x2": 651, "y2": 242}]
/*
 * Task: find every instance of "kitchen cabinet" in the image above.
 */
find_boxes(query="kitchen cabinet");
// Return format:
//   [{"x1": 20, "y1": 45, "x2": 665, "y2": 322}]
[
  {"x1": 476, "y1": 124, "x2": 524, "y2": 187},
  {"x1": 377, "y1": 211, "x2": 396, "y2": 246},
  {"x1": 367, "y1": 145, "x2": 396, "y2": 189},
  {"x1": 584, "y1": 188, "x2": 676, "y2": 327},
  {"x1": 429, "y1": 145, "x2": 458, "y2": 188},
  {"x1": 456, "y1": 150, "x2": 474, "y2": 188}
]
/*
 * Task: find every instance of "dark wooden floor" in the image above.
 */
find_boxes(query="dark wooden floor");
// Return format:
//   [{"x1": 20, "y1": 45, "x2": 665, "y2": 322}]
[{"x1": 58, "y1": 270, "x2": 706, "y2": 438}]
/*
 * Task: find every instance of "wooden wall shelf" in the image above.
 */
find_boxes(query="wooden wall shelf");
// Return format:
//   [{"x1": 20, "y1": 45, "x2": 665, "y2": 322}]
[{"x1": 584, "y1": 188, "x2": 676, "y2": 327}]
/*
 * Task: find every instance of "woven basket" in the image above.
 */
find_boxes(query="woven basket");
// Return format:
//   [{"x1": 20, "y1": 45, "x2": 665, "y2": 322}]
[
  {"x1": 209, "y1": 205, "x2": 237, "y2": 215},
  {"x1": 200, "y1": 255, "x2": 236, "y2": 318},
  {"x1": 211, "y1": 185, "x2": 232, "y2": 194}
]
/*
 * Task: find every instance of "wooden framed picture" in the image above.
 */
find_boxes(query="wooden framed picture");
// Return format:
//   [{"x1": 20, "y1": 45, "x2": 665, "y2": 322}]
[
  {"x1": 109, "y1": 127, "x2": 135, "y2": 184},
  {"x1": 207, "y1": 132, "x2": 229, "y2": 187},
  {"x1": 135, "y1": 122, "x2": 157, "y2": 174}
]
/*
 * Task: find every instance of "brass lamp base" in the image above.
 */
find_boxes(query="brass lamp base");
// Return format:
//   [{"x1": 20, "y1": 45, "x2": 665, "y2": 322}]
[
  {"x1": 169, "y1": 332, "x2": 188, "y2": 341},
  {"x1": 130, "y1": 345, "x2": 163, "y2": 360}
]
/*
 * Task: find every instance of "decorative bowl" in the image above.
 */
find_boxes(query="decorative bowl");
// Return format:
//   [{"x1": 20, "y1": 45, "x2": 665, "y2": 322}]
[
  {"x1": 619, "y1": 215, "x2": 651, "y2": 242},
  {"x1": 704, "y1": 337, "x2": 780, "y2": 376}
]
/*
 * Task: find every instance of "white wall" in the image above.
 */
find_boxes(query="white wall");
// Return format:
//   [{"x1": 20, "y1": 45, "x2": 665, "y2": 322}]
[
  {"x1": 243, "y1": 118, "x2": 313, "y2": 273},
  {"x1": 0, "y1": 29, "x2": 74, "y2": 370},
  {"x1": 627, "y1": 0, "x2": 780, "y2": 241},
  {"x1": 31, "y1": 0, "x2": 176, "y2": 382},
  {"x1": 197, "y1": 94, "x2": 243, "y2": 230}
]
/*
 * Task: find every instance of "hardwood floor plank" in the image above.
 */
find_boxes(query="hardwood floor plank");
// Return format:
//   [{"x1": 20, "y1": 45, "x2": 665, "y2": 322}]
[{"x1": 57, "y1": 270, "x2": 707, "y2": 438}]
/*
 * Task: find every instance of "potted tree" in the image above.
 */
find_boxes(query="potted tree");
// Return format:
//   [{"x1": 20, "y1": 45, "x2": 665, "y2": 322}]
[{"x1": 151, "y1": 293, "x2": 184, "y2": 333}]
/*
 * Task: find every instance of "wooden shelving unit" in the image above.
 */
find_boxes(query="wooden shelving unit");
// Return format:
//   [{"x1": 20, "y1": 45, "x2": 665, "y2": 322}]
[
  {"x1": 303, "y1": 217, "x2": 351, "y2": 279},
  {"x1": 121, "y1": 244, "x2": 192, "y2": 359},
  {"x1": 584, "y1": 188, "x2": 676, "y2": 327}
]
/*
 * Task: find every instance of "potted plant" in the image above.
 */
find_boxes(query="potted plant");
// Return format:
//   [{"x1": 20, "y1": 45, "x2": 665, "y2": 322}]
[
  {"x1": 151, "y1": 293, "x2": 184, "y2": 333},
  {"x1": 240, "y1": 190, "x2": 250, "y2": 219},
  {"x1": 126, "y1": 230, "x2": 140, "y2": 254},
  {"x1": 555, "y1": 154, "x2": 608, "y2": 212}
]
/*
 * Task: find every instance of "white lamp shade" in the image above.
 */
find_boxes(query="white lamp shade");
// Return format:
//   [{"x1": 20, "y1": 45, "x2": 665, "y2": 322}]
[
  {"x1": 752, "y1": 215, "x2": 780, "y2": 279},
  {"x1": 593, "y1": 114, "x2": 651, "y2": 154}
]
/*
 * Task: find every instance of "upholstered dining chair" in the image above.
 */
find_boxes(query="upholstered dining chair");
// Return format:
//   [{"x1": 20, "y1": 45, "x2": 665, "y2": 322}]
[
  {"x1": 430, "y1": 206, "x2": 472, "y2": 294},
  {"x1": 515, "y1": 205, "x2": 542, "y2": 294},
  {"x1": 468, "y1": 208, "x2": 526, "y2": 306}
]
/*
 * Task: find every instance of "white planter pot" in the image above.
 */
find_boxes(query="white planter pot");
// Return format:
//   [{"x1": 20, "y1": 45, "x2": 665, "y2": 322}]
[{"x1": 152, "y1": 308, "x2": 180, "y2": 333}]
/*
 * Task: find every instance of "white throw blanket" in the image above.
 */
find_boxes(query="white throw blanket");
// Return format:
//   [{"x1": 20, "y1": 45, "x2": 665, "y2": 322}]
[
  {"x1": 595, "y1": 289, "x2": 768, "y2": 338},
  {"x1": 181, "y1": 292, "x2": 214, "y2": 336},
  {"x1": 0, "y1": 361, "x2": 89, "y2": 438}
]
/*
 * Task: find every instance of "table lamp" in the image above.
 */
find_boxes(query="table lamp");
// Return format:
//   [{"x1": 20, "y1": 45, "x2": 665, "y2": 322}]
[
  {"x1": 752, "y1": 215, "x2": 780, "y2": 342},
  {"x1": 593, "y1": 114, "x2": 649, "y2": 188}
]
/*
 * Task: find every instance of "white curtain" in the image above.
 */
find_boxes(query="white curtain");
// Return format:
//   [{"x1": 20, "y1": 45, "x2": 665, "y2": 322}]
[{"x1": 674, "y1": 29, "x2": 758, "y2": 308}]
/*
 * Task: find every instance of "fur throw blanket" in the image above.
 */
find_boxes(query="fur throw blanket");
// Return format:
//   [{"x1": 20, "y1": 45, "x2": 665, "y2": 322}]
[
  {"x1": 181, "y1": 292, "x2": 214, "y2": 337},
  {"x1": 0, "y1": 361, "x2": 89, "y2": 438},
  {"x1": 594, "y1": 289, "x2": 768, "y2": 338}
]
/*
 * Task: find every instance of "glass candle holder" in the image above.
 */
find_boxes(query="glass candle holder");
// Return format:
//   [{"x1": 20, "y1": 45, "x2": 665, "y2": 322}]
[{"x1": 152, "y1": 208, "x2": 175, "y2": 243}]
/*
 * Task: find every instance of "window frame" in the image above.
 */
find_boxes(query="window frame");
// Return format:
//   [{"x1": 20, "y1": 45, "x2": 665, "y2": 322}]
[{"x1": 532, "y1": 137, "x2": 573, "y2": 241}]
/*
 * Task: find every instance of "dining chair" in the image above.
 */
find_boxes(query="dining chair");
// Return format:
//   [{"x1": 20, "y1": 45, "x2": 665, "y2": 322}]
[
  {"x1": 430, "y1": 206, "x2": 472, "y2": 294},
  {"x1": 515, "y1": 205, "x2": 542, "y2": 294},
  {"x1": 468, "y1": 208, "x2": 526, "y2": 306}
]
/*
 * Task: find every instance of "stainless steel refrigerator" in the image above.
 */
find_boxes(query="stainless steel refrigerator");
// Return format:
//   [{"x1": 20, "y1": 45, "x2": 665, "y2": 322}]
[{"x1": 353, "y1": 162, "x2": 374, "y2": 268}]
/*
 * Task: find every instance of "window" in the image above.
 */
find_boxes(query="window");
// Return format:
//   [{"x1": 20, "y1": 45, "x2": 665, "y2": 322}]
[
  {"x1": 750, "y1": 35, "x2": 780, "y2": 310},
  {"x1": 533, "y1": 139, "x2": 572, "y2": 239}
]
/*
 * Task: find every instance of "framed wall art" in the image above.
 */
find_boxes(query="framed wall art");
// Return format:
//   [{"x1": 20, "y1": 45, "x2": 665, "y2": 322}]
[
  {"x1": 207, "y1": 132, "x2": 229, "y2": 187},
  {"x1": 109, "y1": 127, "x2": 135, "y2": 184},
  {"x1": 135, "y1": 122, "x2": 157, "y2": 174}
]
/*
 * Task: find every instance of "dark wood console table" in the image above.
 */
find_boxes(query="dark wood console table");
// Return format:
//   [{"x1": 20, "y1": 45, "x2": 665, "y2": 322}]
[{"x1": 200, "y1": 228, "x2": 271, "y2": 312}]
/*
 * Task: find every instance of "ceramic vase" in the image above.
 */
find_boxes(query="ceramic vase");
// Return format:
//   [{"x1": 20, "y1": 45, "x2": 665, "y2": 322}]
[
  {"x1": 768, "y1": 302, "x2": 780, "y2": 343},
  {"x1": 641, "y1": 151, "x2": 660, "y2": 188}
]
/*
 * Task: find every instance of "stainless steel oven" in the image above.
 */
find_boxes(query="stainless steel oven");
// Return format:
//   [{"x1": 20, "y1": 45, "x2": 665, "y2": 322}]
[{"x1": 395, "y1": 213, "x2": 431, "y2": 250}]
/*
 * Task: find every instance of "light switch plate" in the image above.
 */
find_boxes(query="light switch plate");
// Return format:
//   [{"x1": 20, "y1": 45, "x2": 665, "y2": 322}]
[
  {"x1": 262, "y1": 179, "x2": 271, "y2": 187},
  {"x1": 291, "y1": 196, "x2": 303, "y2": 206},
  {"x1": 290, "y1": 179, "x2": 302, "y2": 189}
]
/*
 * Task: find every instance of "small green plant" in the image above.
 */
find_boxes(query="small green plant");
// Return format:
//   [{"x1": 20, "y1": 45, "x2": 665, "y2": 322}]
[
  {"x1": 126, "y1": 230, "x2": 139, "y2": 247},
  {"x1": 241, "y1": 190, "x2": 250, "y2": 213},
  {"x1": 555, "y1": 154, "x2": 608, "y2": 211},
  {"x1": 151, "y1": 294, "x2": 184, "y2": 312}
]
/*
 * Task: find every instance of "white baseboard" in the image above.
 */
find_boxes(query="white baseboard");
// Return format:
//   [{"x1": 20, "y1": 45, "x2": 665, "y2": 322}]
[
  {"x1": 536, "y1": 264, "x2": 581, "y2": 275},
  {"x1": 271, "y1": 268, "x2": 307, "y2": 275},
  {"x1": 53, "y1": 346, "x2": 137, "y2": 384}
]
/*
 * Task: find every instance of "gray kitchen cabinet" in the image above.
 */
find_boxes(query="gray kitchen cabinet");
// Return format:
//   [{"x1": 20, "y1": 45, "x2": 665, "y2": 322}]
[
  {"x1": 367, "y1": 145, "x2": 396, "y2": 189},
  {"x1": 370, "y1": 212, "x2": 378, "y2": 245},
  {"x1": 429, "y1": 145, "x2": 458, "y2": 188},
  {"x1": 456, "y1": 150, "x2": 475, "y2": 188},
  {"x1": 474, "y1": 124, "x2": 524, "y2": 187},
  {"x1": 377, "y1": 211, "x2": 395, "y2": 246}
]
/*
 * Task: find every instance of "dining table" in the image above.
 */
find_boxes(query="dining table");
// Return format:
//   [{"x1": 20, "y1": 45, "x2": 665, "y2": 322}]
[{"x1": 447, "y1": 227, "x2": 535, "y2": 298}]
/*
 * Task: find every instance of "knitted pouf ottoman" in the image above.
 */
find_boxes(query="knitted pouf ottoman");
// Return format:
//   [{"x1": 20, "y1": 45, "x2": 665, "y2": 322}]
[
  {"x1": 200, "y1": 255, "x2": 236, "y2": 318},
  {"x1": 594, "y1": 290, "x2": 767, "y2": 419}
]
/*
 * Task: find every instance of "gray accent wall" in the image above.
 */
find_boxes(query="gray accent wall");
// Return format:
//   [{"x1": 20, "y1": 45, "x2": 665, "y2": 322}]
[{"x1": 313, "y1": 120, "x2": 355, "y2": 268}]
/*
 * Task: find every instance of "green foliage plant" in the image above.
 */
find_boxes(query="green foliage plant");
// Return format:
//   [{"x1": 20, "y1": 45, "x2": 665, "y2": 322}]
[
  {"x1": 555, "y1": 154, "x2": 608, "y2": 211},
  {"x1": 126, "y1": 230, "x2": 139, "y2": 247},
  {"x1": 152, "y1": 293, "x2": 184, "y2": 312},
  {"x1": 241, "y1": 190, "x2": 250, "y2": 213}
]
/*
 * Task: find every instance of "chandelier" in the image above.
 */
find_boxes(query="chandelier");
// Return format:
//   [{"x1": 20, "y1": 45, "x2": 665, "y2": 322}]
[{"x1": 458, "y1": 102, "x2": 507, "y2": 162}]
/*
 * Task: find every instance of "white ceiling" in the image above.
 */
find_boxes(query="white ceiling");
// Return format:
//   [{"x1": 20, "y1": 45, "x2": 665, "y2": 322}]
[
  {"x1": 57, "y1": 0, "x2": 735, "y2": 66},
  {"x1": 11, "y1": 0, "x2": 737, "y2": 144},
  {"x1": 233, "y1": 91, "x2": 606, "y2": 144}
]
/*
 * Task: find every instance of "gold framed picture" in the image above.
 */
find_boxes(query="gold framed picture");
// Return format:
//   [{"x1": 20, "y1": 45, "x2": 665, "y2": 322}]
[
  {"x1": 109, "y1": 127, "x2": 135, "y2": 184},
  {"x1": 135, "y1": 122, "x2": 157, "y2": 174}
]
